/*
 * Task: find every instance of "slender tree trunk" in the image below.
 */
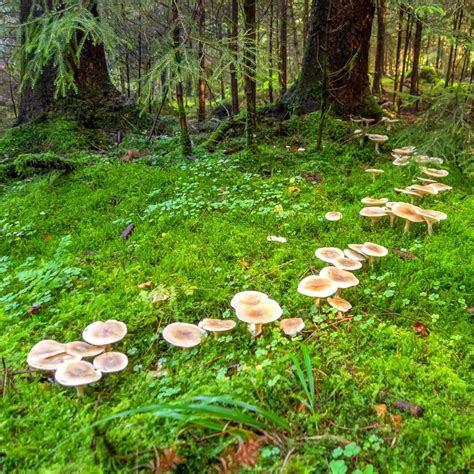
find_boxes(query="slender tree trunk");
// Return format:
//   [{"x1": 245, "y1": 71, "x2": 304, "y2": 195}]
[
  {"x1": 229, "y1": 0, "x2": 239, "y2": 115},
  {"x1": 410, "y1": 16, "x2": 423, "y2": 97},
  {"x1": 197, "y1": 0, "x2": 206, "y2": 122},
  {"x1": 450, "y1": 4, "x2": 464, "y2": 86},
  {"x1": 373, "y1": 0, "x2": 386, "y2": 95},
  {"x1": 303, "y1": 0, "x2": 309, "y2": 48},
  {"x1": 243, "y1": 0, "x2": 257, "y2": 147},
  {"x1": 445, "y1": 3, "x2": 461, "y2": 87},
  {"x1": 268, "y1": 0, "x2": 274, "y2": 103},
  {"x1": 125, "y1": 52, "x2": 131, "y2": 97},
  {"x1": 289, "y1": 0, "x2": 300, "y2": 75},
  {"x1": 292, "y1": 0, "x2": 376, "y2": 117},
  {"x1": 279, "y1": 0, "x2": 288, "y2": 95},
  {"x1": 435, "y1": 36, "x2": 442, "y2": 71},
  {"x1": 137, "y1": 6, "x2": 142, "y2": 98},
  {"x1": 392, "y1": 5, "x2": 404, "y2": 108},
  {"x1": 398, "y1": 8, "x2": 413, "y2": 109}
]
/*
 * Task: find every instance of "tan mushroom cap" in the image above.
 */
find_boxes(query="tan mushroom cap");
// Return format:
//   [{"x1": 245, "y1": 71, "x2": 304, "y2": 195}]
[
  {"x1": 319, "y1": 267, "x2": 359, "y2": 289},
  {"x1": 361, "y1": 197, "x2": 389, "y2": 206},
  {"x1": 327, "y1": 297, "x2": 352, "y2": 312},
  {"x1": 359, "y1": 207, "x2": 387, "y2": 217},
  {"x1": 391, "y1": 202, "x2": 425, "y2": 223},
  {"x1": 365, "y1": 168, "x2": 384, "y2": 174},
  {"x1": 418, "y1": 209, "x2": 448, "y2": 223},
  {"x1": 93, "y1": 351, "x2": 128, "y2": 373},
  {"x1": 362, "y1": 117, "x2": 375, "y2": 124},
  {"x1": 55, "y1": 360, "x2": 102, "y2": 387},
  {"x1": 393, "y1": 156, "x2": 411, "y2": 166},
  {"x1": 333, "y1": 257, "x2": 363, "y2": 271},
  {"x1": 361, "y1": 242, "x2": 388, "y2": 257},
  {"x1": 408, "y1": 185, "x2": 438, "y2": 196},
  {"x1": 162, "y1": 322, "x2": 207, "y2": 348},
  {"x1": 325, "y1": 211, "x2": 342, "y2": 221},
  {"x1": 394, "y1": 187, "x2": 422, "y2": 198},
  {"x1": 280, "y1": 318, "x2": 305, "y2": 336},
  {"x1": 416, "y1": 177, "x2": 437, "y2": 184},
  {"x1": 392, "y1": 146, "x2": 416, "y2": 155},
  {"x1": 420, "y1": 167, "x2": 449, "y2": 178},
  {"x1": 235, "y1": 298, "x2": 283, "y2": 324},
  {"x1": 66, "y1": 341, "x2": 105, "y2": 358},
  {"x1": 348, "y1": 243, "x2": 365, "y2": 254},
  {"x1": 366, "y1": 134, "x2": 389, "y2": 143},
  {"x1": 315, "y1": 247, "x2": 344, "y2": 263},
  {"x1": 428, "y1": 182, "x2": 452, "y2": 192},
  {"x1": 27, "y1": 352, "x2": 81, "y2": 371},
  {"x1": 230, "y1": 291, "x2": 268, "y2": 310},
  {"x1": 297, "y1": 275, "x2": 338, "y2": 298},
  {"x1": 83, "y1": 320, "x2": 127, "y2": 346},
  {"x1": 344, "y1": 249, "x2": 366, "y2": 261},
  {"x1": 198, "y1": 319, "x2": 237, "y2": 332},
  {"x1": 28, "y1": 340, "x2": 66, "y2": 361}
]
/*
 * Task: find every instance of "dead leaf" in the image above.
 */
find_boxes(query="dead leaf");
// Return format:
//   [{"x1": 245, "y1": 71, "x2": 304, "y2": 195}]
[
  {"x1": 28, "y1": 304, "x2": 42, "y2": 315},
  {"x1": 413, "y1": 321, "x2": 429, "y2": 337},
  {"x1": 120, "y1": 223, "x2": 136, "y2": 240},
  {"x1": 137, "y1": 281, "x2": 153, "y2": 288},
  {"x1": 465, "y1": 307, "x2": 474, "y2": 314},
  {"x1": 220, "y1": 436, "x2": 268, "y2": 472},
  {"x1": 155, "y1": 448, "x2": 183, "y2": 473},
  {"x1": 301, "y1": 172, "x2": 323, "y2": 184},
  {"x1": 374, "y1": 403, "x2": 388, "y2": 418},
  {"x1": 123, "y1": 149, "x2": 147, "y2": 162},
  {"x1": 237, "y1": 258, "x2": 251, "y2": 268},
  {"x1": 392, "y1": 400, "x2": 424, "y2": 417},
  {"x1": 390, "y1": 414, "x2": 403, "y2": 425},
  {"x1": 44, "y1": 234, "x2": 51, "y2": 241}
]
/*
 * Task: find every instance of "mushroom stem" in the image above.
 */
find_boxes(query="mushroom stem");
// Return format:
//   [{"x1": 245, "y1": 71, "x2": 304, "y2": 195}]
[
  {"x1": 375, "y1": 143, "x2": 380, "y2": 154},
  {"x1": 105, "y1": 344, "x2": 112, "y2": 352},
  {"x1": 371, "y1": 175, "x2": 375, "y2": 182},
  {"x1": 249, "y1": 323, "x2": 263, "y2": 337},
  {"x1": 368, "y1": 256, "x2": 375, "y2": 267},
  {"x1": 76, "y1": 385, "x2": 85, "y2": 397},
  {"x1": 403, "y1": 220, "x2": 412, "y2": 233},
  {"x1": 359, "y1": 137, "x2": 364, "y2": 147},
  {"x1": 426, "y1": 221, "x2": 433, "y2": 235},
  {"x1": 314, "y1": 298, "x2": 321, "y2": 309},
  {"x1": 336, "y1": 289, "x2": 342, "y2": 297},
  {"x1": 389, "y1": 215, "x2": 396, "y2": 227}
]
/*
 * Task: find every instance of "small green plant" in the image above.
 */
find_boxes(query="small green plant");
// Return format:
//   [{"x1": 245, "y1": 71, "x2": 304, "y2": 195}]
[{"x1": 291, "y1": 344, "x2": 316, "y2": 412}]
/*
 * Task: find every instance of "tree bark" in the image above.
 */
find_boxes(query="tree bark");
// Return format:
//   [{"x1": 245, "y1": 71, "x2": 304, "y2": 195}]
[
  {"x1": 197, "y1": 0, "x2": 206, "y2": 122},
  {"x1": 243, "y1": 0, "x2": 256, "y2": 146},
  {"x1": 291, "y1": 0, "x2": 376, "y2": 117},
  {"x1": 229, "y1": 0, "x2": 239, "y2": 115},
  {"x1": 279, "y1": 0, "x2": 288, "y2": 95},
  {"x1": 268, "y1": 0, "x2": 274, "y2": 103},
  {"x1": 373, "y1": 0, "x2": 386, "y2": 95},
  {"x1": 410, "y1": 16, "x2": 423, "y2": 97},
  {"x1": 392, "y1": 5, "x2": 404, "y2": 108}
]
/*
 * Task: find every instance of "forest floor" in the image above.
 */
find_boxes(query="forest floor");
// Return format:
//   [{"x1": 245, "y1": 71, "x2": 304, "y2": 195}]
[{"x1": 0, "y1": 113, "x2": 472, "y2": 473}]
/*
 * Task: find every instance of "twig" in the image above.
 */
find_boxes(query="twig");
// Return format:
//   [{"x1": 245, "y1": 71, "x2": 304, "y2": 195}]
[
  {"x1": 147, "y1": 87, "x2": 169, "y2": 143},
  {"x1": 280, "y1": 447, "x2": 295, "y2": 473}
]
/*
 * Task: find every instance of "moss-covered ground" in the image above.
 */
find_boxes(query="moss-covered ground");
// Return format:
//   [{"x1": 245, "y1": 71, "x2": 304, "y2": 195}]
[{"x1": 0, "y1": 114, "x2": 472, "y2": 473}]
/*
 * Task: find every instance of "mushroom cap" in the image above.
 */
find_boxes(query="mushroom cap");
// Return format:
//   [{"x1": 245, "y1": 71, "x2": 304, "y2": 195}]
[
  {"x1": 344, "y1": 249, "x2": 366, "y2": 261},
  {"x1": 28, "y1": 340, "x2": 66, "y2": 361},
  {"x1": 162, "y1": 322, "x2": 207, "y2": 348},
  {"x1": 393, "y1": 156, "x2": 411, "y2": 166},
  {"x1": 361, "y1": 197, "x2": 389, "y2": 206},
  {"x1": 280, "y1": 318, "x2": 305, "y2": 336},
  {"x1": 365, "y1": 168, "x2": 384, "y2": 174},
  {"x1": 27, "y1": 352, "x2": 81, "y2": 371},
  {"x1": 394, "y1": 187, "x2": 422, "y2": 198},
  {"x1": 230, "y1": 291, "x2": 268, "y2": 309},
  {"x1": 55, "y1": 360, "x2": 102, "y2": 387},
  {"x1": 327, "y1": 297, "x2": 352, "y2": 312},
  {"x1": 198, "y1": 319, "x2": 237, "y2": 332},
  {"x1": 315, "y1": 247, "x2": 344, "y2": 263},
  {"x1": 392, "y1": 146, "x2": 416, "y2": 155},
  {"x1": 362, "y1": 117, "x2": 376, "y2": 124},
  {"x1": 235, "y1": 298, "x2": 283, "y2": 324},
  {"x1": 418, "y1": 209, "x2": 448, "y2": 223},
  {"x1": 297, "y1": 275, "x2": 338, "y2": 298},
  {"x1": 332, "y1": 257, "x2": 363, "y2": 271},
  {"x1": 391, "y1": 202, "x2": 425, "y2": 222},
  {"x1": 319, "y1": 267, "x2": 359, "y2": 289},
  {"x1": 428, "y1": 182, "x2": 452, "y2": 192},
  {"x1": 93, "y1": 351, "x2": 128, "y2": 373},
  {"x1": 408, "y1": 185, "x2": 438, "y2": 196},
  {"x1": 348, "y1": 243, "x2": 365, "y2": 254},
  {"x1": 325, "y1": 211, "x2": 342, "y2": 221},
  {"x1": 359, "y1": 207, "x2": 387, "y2": 217},
  {"x1": 83, "y1": 320, "x2": 127, "y2": 346},
  {"x1": 366, "y1": 134, "x2": 389, "y2": 143},
  {"x1": 66, "y1": 341, "x2": 105, "y2": 358},
  {"x1": 416, "y1": 177, "x2": 437, "y2": 184},
  {"x1": 361, "y1": 242, "x2": 388, "y2": 257},
  {"x1": 420, "y1": 166, "x2": 449, "y2": 178}
]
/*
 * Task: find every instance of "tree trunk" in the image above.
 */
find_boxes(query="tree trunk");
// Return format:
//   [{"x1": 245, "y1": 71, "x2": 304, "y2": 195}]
[
  {"x1": 392, "y1": 5, "x2": 404, "y2": 108},
  {"x1": 410, "y1": 16, "x2": 423, "y2": 97},
  {"x1": 373, "y1": 0, "x2": 386, "y2": 95},
  {"x1": 279, "y1": 0, "x2": 288, "y2": 95},
  {"x1": 435, "y1": 36, "x2": 442, "y2": 71},
  {"x1": 289, "y1": 0, "x2": 300, "y2": 76},
  {"x1": 303, "y1": 0, "x2": 309, "y2": 48},
  {"x1": 292, "y1": 0, "x2": 376, "y2": 117},
  {"x1": 229, "y1": 0, "x2": 239, "y2": 115},
  {"x1": 243, "y1": 0, "x2": 257, "y2": 146},
  {"x1": 197, "y1": 0, "x2": 206, "y2": 122},
  {"x1": 450, "y1": 4, "x2": 464, "y2": 86},
  {"x1": 268, "y1": 0, "x2": 274, "y2": 103},
  {"x1": 17, "y1": 0, "x2": 56, "y2": 124},
  {"x1": 398, "y1": 8, "x2": 413, "y2": 109}
]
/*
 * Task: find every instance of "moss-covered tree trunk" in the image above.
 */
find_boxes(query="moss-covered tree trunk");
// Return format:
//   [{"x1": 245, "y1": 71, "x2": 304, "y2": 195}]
[
  {"x1": 243, "y1": 0, "x2": 257, "y2": 147},
  {"x1": 292, "y1": 0, "x2": 376, "y2": 117}
]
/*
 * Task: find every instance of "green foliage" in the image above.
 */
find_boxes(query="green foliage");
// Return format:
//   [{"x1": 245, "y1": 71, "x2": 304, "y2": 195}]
[
  {"x1": 419, "y1": 65, "x2": 438, "y2": 84},
  {"x1": 14, "y1": 152, "x2": 79, "y2": 177},
  {"x1": 291, "y1": 344, "x2": 316, "y2": 412}
]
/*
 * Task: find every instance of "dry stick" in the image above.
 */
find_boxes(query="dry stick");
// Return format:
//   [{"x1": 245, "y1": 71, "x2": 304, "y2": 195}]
[
  {"x1": 280, "y1": 447, "x2": 296, "y2": 473},
  {"x1": 147, "y1": 87, "x2": 169, "y2": 143}
]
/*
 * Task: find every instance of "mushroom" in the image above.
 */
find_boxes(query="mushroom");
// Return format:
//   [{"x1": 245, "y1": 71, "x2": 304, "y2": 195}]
[
  {"x1": 280, "y1": 318, "x2": 305, "y2": 336},
  {"x1": 315, "y1": 247, "x2": 344, "y2": 264},
  {"x1": 230, "y1": 291, "x2": 268, "y2": 310},
  {"x1": 428, "y1": 182, "x2": 452, "y2": 192},
  {"x1": 353, "y1": 129, "x2": 365, "y2": 146},
  {"x1": 418, "y1": 209, "x2": 448, "y2": 235},
  {"x1": 27, "y1": 340, "x2": 66, "y2": 361},
  {"x1": 366, "y1": 134, "x2": 389, "y2": 153},
  {"x1": 344, "y1": 249, "x2": 366, "y2": 261},
  {"x1": 392, "y1": 146, "x2": 416, "y2": 156},
  {"x1": 82, "y1": 320, "x2": 127, "y2": 351},
  {"x1": 360, "y1": 242, "x2": 388, "y2": 266},
  {"x1": 359, "y1": 207, "x2": 387, "y2": 225},
  {"x1": 66, "y1": 342, "x2": 105, "y2": 358},
  {"x1": 365, "y1": 168, "x2": 384, "y2": 182},
  {"x1": 361, "y1": 197, "x2": 389, "y2": 206},
  {"x1": 394, "y1": 187, "x2": 422, "y2": 204},
  {"x1": 235, "y1": 298, "x2": 283, "y2": 337},
  {"x1": 297, "y1": 275, "x2": 338, "y2": 308},
  {"x1": 407, "y1": 184, "x2": 438, "y2": 196},
  {"x1": 383, "y1": 206, "x2": 397, "y2": 228},
  {"x1": 93, "y1": 351, "x2": 128, "y2": 373},
  {"x1": 325, "y1": 211, "x2": 342, "y2": 221},
  {"x1": 392, "y1": 155, "x2": 411, "y2": 166},
  {"x1": 162, "y1": 322, "x2": 207, "y2": 348},
  {"x1": 55, "y1": 360, "x2": 102, "y2": 397},
  {"x1": 332, "y1": 257, "x2": 363, "y2": 271},
  {"x1": 416, "y1": 177, "x2": 437, "y2": 184},
  {"x1": 382, "y1": 118, "x2": 400, "y2": 131},
  {"x1": 327, "y1": 297, "x2": 352, "y2": 317},
  {"x1": 319, "y1": 267, "x2": 359, "y2": 296},
  {"x1": 420, "y1": 167, "x2": 449, "y2": 178},
  {"x1": 198, "y1": 318, "x2": 237, "y2": 336},
  {"x1": 391, "y1": 202, "x2": 425, "y2": 233},
  {"x1": 361, "y1": 117, "x2": 376, "y2": 127},
  {"x1": 27, "y1": 352, "x2": 81, "y2": 371}
]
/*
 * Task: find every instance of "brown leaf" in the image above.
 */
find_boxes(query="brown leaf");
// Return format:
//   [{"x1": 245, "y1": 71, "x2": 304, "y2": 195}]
[
  {"x1": 44, "y1": 234, "x2": 51, "y2": 241},
  {"x1": 301, "y1": 172, "x2": 324, "y2": 184},
  {"x1": 390, "y1": 414, "x2": 403, "y2": 425},
  {"x1": 123, "y1": 149, "x2": 147, "y2": 161},
  {"x1": 221, "y1": 436, "x2": 268, "y2": 472},
  {"x1": 28, "y1": 304, "x2": 42, "y2": 315},
  {"x1": 392, "y1": 400, "x2": 424, "y2": 417},
  {"x1": 137, "y1": 281, "x2": 153, "y2": 288},
  {"x1": 465, "y1": 307, "x2": 474, "y2": 314},
  {"x1": 413, "y1": 321, "x2": 429, "y2": 337},
  {"x1": 374, "y1": 403, "x2": 388, "y2": 418},
  {"x1": 237, "y1": 258, "x2": 252, "y2": 268},
  {"x1": 156, "y1": 448, "x2": 183, "y2": 473},
  {"x1": 120, "y1": 223, "x2": 136, "y2": 240}
]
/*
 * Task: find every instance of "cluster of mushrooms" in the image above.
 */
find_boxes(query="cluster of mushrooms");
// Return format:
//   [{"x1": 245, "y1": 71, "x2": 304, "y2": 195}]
[
  {"x1": 351, "y1": 115, "x2": 400, "y2": 154},
  {"x1": 27, "y1": 320, "x2": 128, "y2": 396},
  {"x1": 360, "y1": 146, "x2": 451, "y2": 235}
]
